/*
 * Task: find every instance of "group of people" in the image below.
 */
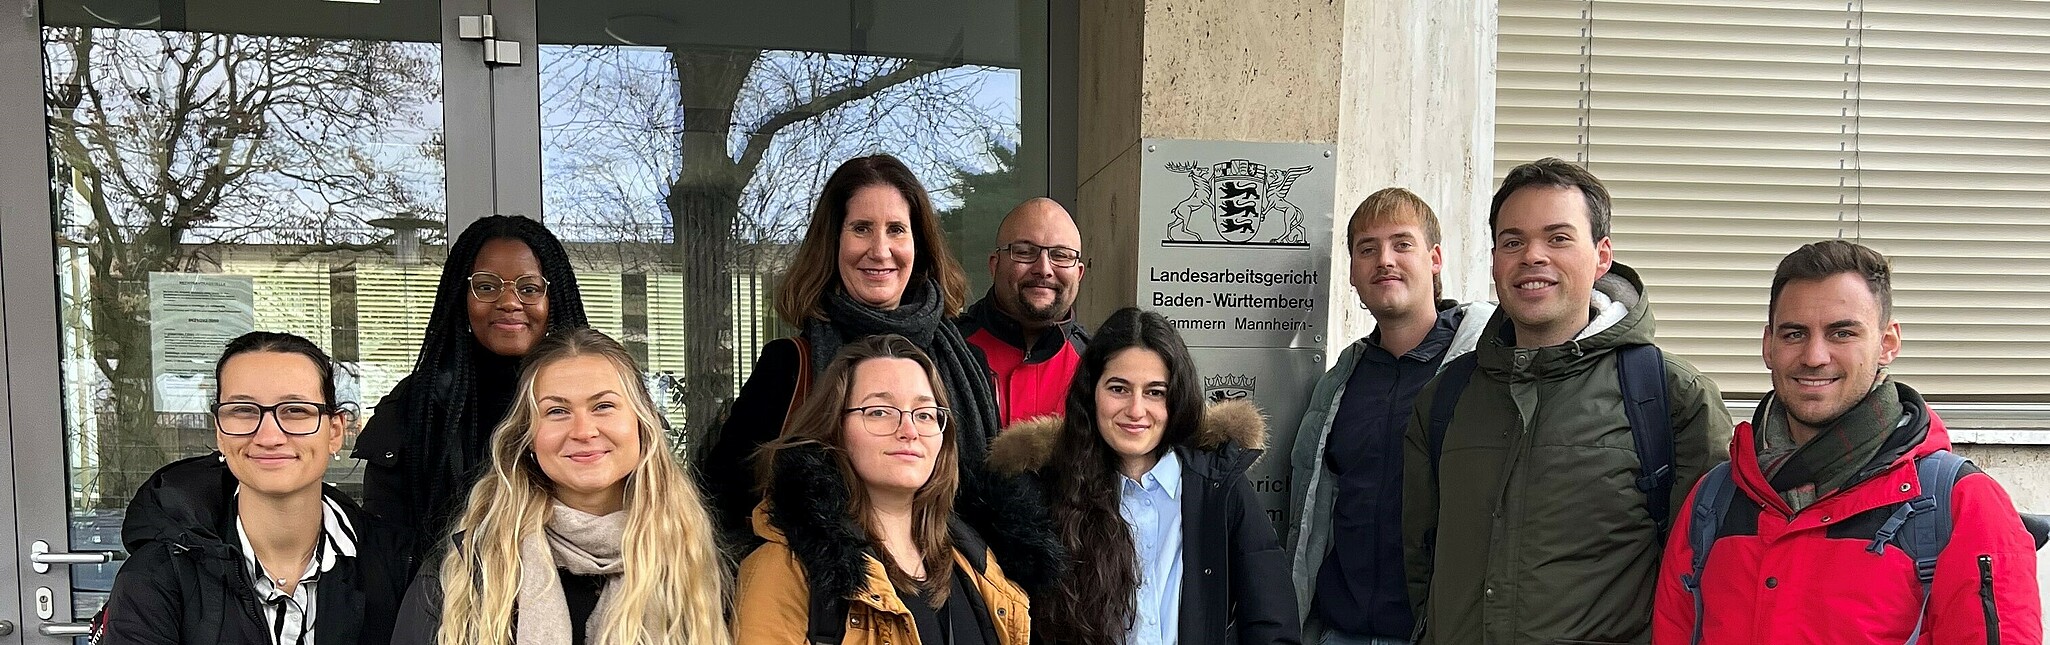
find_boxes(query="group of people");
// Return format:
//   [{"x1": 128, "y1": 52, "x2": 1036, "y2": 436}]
[{"x1": 89, "y1": 151, "x2": 2040, "y2": 645}]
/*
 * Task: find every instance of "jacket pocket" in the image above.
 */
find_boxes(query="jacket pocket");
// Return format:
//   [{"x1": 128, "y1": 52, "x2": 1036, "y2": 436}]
[{"x1": 1980, "y1": 554, "x2": 2001, "y2": 645}]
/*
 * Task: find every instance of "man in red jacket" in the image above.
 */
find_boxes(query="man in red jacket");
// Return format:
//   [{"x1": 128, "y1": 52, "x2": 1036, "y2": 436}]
[
  {"x1": 1653, "y1": 239, "x2": 2041, "y2": 643},
  {"x1": 959, "y1": 197, "x2": 1089, "y2": 425}
]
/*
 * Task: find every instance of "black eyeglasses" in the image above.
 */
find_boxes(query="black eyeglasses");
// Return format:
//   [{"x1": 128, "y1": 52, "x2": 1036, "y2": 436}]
[
  {"x1": 997, "y1": 242, "x2": 1084, "y2": 268},
  {"x1": 468, "y1": 272, "x2": 549, "y2": 305},
  {"x1": 844, "y1": 405, "x2": 951, "y2": 437},
  {"x1": 213, "y1": 401, "x2": 336, "y2": 436}
]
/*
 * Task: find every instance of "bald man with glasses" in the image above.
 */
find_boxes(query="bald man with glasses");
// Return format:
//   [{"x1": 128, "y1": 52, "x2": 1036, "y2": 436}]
[{"x1": 959, "y1": 197, "x2": 1092, "y2": 426}]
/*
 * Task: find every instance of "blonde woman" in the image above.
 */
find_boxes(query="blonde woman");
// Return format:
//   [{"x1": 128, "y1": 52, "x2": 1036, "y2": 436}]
[{"x1": 392, "y1": 327, "x2": 730, "y2": 645}]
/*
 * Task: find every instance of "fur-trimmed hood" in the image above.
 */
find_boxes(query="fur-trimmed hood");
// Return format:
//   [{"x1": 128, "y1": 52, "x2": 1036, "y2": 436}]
[
  {"x1": 756, "y1": 442, "x2": 1063, "y2": 605},
  {"x1": 986, "y1": 398, "x2": 1271, "y2": 478}
]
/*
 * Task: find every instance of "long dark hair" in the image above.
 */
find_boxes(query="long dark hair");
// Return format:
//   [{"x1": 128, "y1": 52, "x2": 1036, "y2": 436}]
[
  {"x1": 772, "y1": 154, "x2": 970, "y2": 326},
  {"x1": 1040, "y1": 307, "x2": 1204, "y2": 644},
  {"x1": 759, "y1": 334, "x2": 962, "y2": 606},
  {"x1": 404, "y1": 215, "x2": 588, "y2": 532}
]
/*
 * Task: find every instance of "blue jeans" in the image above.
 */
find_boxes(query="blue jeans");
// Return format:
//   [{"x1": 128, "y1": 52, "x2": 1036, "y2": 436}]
[{"x1": 1320, "y1": 632, "x2": 1408, "y2": 645}]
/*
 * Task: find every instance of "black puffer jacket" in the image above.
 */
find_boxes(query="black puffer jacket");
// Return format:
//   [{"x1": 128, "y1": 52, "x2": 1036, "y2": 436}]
[
  {"x1": 989, "y1": 399, "x2": 1302, "y2": 645},
  {"x1": 96, "y1": 454, "x2": 414, "y2": 645}
]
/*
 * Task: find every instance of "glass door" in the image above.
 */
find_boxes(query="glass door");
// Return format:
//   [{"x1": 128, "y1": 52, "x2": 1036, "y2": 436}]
[
  {"x1": 523, "y1": 0, "x2": 1052, "y2": 448},
  {"x1": 0, "y1": 0, "x2": 485, "y2": 639}
]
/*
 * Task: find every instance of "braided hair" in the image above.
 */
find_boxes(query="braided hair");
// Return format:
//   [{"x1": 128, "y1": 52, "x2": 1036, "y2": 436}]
[{"x1": 401, "y1": 215, "x2": 587, "y2": 540}]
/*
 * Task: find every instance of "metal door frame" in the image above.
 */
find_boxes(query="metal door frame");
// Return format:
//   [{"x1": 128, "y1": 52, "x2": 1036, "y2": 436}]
[{"x1": 0, "y1": 0, "x2": 507, "y2": 639}]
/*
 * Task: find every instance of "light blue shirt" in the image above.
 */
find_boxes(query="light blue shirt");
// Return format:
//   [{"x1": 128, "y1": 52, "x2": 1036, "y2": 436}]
[{"x1": 1119, "y1": 449, "x2": 1184, "y2": 645}]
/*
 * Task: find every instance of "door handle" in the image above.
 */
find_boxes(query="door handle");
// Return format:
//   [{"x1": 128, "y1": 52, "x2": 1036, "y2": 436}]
[
  {"x1": 28, "y1": 540, "x2": 119, "y2": 573},
  {"x1": 37, "y1": 623, "x2": 92, "y2": 636}
]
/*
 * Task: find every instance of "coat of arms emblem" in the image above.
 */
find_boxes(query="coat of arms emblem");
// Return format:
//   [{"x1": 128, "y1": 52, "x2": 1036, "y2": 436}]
[
  {"x1": 1164, "y1": 159, "x2": 1315, "y2": 247},
  {"x1": 1203, "y1": 373, "x2": 1257, "y2": 404}
]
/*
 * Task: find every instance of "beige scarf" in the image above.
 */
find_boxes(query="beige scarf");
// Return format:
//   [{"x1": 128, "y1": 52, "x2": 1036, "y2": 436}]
[{"x1": 516, "y1": 500, "x2": 625, "y2": 644}]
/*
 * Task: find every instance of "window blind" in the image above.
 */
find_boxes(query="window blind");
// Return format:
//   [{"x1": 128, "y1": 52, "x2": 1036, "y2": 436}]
[{"x1": 1496, "y1": 0, "x2": 2050, "y2": 398}]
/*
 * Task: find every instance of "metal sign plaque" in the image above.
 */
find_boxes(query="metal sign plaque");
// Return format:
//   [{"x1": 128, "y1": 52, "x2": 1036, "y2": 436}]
[
  {"x1": 1139, "y1": 139, "x2": 1336, "y2": 350},
  {"x1": 1191, "y1": 347, "x2": 1323, "y2": 535}
]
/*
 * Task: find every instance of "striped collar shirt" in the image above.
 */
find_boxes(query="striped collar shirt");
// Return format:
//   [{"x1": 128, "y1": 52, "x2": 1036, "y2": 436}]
[{"x1": 234, "y1": 489, "x2": 359, "y2": 645}]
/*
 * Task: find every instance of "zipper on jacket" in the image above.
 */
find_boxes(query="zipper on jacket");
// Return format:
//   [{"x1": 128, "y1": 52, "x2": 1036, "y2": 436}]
[{"x1": 1979, "y1": 554, "x2": 2000, "y2": 645}]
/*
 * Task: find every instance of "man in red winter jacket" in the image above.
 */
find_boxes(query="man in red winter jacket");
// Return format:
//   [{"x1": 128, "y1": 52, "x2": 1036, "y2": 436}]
[
  {"x1": 1653, "y1": 239, "x2": 2040, "y2": 644},
  {"x1": 958, "y1": 198, "x2": 1089, "y2": 425}
]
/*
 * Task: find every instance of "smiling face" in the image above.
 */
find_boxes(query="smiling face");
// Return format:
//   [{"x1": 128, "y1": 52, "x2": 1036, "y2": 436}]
[
  {"x1": 1491, "y1": 185, "x2": 1614, "y2": 347},
  {"x1": 468, "y1": 238, "x2": 551, "y2": 357},
  {"x1": 1349, "y1": 217, "x2": 1443, "y2": 318},
  {"x1": 989, "y1": 199, "x2": 1085, "y2": 326},
  {"x1": 1094, "y1": 347, "x2": 1171, "y2": 478},
  {"x1": 837, "y1": 184, "x2": 917, "y2": 310},
  {"x1": 840, "y1": 357, "x2": 945, "y2": 500},
  {"x1": 529, "y1": 354, "x2": 643, "y2": 515},
  {"x1": 216, "y1": 351, "x2": 343, "y2": 498},
  {"x1": 1765, "y1": 272, "x2": 1902, "y2": 435}
]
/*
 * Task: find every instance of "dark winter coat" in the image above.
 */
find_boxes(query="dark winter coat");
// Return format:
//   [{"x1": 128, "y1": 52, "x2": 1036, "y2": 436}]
[
  {"x1": 352, "y1": 348, "x2": 522, "y2": 563},
  {"x1": 732, "y1": 443, "x2": 1044, "y2": 645},
  {"x1": 1401, "y1": 264, "x2": 1733, "y2": 645},
  {"x1": 97, "y1": 454, "x2": 413, "y2": 645},
  {"x1": 1653, "y1": 383, "x2": 2042, "y2": 644},
  {"x1": 989, "y1": 399, "x2": 1302, "y2": 645}
]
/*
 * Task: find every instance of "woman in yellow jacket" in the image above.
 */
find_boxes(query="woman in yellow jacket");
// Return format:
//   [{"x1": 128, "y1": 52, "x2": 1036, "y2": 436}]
[{"x1": 734, "y1": 334, "x2": 1037, "y2": 645}]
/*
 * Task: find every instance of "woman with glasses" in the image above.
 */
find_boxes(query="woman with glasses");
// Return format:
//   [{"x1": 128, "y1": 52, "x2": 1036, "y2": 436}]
[
  {"x1": 99, "y1": 331, "x2": 413, "y2": 645},
  {"x1": 353, "y1": 214, "x2": 590, "y2": 562},
  {"x1": 697, "y1": 156, "x2": 1051, "y2": 580},
  {"x1": 734, "y1": 334, "x2": 1031, "y2": 645},
  {"x1": 392, "y1": 327, "x2": 729, "y2": 645},
  {"x1": 987, "y1": 308, "x2": 1300, "y2": 645}
]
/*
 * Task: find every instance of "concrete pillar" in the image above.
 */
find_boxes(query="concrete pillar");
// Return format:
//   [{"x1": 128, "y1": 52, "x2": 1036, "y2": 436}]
[{"x1": 1074, "y1": 0, "x2": 1498, "y2": 351}]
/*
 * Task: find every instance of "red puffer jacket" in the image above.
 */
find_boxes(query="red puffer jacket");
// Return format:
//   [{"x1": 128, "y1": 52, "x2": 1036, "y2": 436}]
[
  {"x1": 958, "y1": 293, "x2": 1087, "y2": 426},
  {"x1": 1653, "y1": 383, "x2": 2041, "y2": 644}
]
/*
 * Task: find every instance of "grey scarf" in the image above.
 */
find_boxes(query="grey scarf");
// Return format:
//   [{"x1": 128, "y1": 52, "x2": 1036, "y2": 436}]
[{"x1": 516, "y1": 501, "x2": 625, "y2": 644}]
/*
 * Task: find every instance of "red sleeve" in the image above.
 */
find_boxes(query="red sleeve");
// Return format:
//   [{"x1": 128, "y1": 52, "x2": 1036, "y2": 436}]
[
  {"x1": 1926, "y1": 470, "x2": 2042, "y2": 644},
  {"x1": 1653, "y1": 480, "x2": 1705, "y2": 645}
]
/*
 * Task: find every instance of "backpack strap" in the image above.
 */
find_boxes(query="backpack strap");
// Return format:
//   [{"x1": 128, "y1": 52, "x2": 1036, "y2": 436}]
[
  {"x1": 1616, "y1": 344, "x2": 1675, "y2": 537},
  {"x1": 1680, "y1": 461, "x2": 1738, "y2": 645},
  {"x1": 806, "y1": 589, "x2": 848, "y2": 645},
  {"x1": 1882, "y1": 449, "x2": 1970, "y2": 645},
  {"x1": 781, "y1": 335, "x2": 812, "y2": 437},
  {"x1": 1426, "y1": 352, "x2": 1481, "y2": 482}
]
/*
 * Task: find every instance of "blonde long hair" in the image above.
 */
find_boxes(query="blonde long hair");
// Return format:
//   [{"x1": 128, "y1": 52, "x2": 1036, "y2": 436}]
[{"x1": 435, "y1": 327, "x2": 731, "y2": 645}]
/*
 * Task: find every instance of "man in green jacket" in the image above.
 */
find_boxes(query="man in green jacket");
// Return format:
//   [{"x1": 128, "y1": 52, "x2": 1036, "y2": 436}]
[{"x1": 1401, "y1": 158, "x2": 1732, "y2": 645}]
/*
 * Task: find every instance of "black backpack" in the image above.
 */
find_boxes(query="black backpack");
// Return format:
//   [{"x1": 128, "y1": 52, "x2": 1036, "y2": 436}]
[{"x1": 1426, "y1": 343, "x2": 1677, "y2": 537}]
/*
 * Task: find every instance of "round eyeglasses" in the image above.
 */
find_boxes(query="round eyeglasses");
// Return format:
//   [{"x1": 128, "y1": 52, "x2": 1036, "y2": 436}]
[
  {"x1": 844, "y1": 405, "x2": 951, "y2": 437},
  {"x1": 468, "y1": 272, "x2": 549, "y2": 305},
  {"x1": 213, "y1": 401, "x2": 335, "y2": 436}
]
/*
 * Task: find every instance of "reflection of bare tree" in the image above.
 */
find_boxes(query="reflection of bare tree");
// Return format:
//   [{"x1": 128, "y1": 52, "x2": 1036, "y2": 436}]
[
  {"x1": 44, "y1": 26, "x2": 439, "y2": 507},
  {"x1": 541, "y1": 46, "x2": 1010, "y2": 447}
]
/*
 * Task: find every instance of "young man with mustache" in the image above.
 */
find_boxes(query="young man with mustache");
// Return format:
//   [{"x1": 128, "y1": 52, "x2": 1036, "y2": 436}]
[
  {"x1": 1652, "y1": 240, "x2": 2040, "y2": 643},
  {"x1": 960, "y1": 197, "x2": 1092, "y2": 425},
  {"x1": 1401, "y1": 158, "x2": 1733, "y2": 645},
  {"x1": 1287, "y1": 188, "x2": 1495, "y2": 645}
]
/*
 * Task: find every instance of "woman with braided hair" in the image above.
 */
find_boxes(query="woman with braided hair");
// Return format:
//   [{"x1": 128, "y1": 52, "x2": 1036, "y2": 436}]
[
  {"x1": 700, "y1": 154, "x2": 1060, "y2": 598},
  {"x1": 354, "y1": 214, "x2": 589, "y2": 562}
]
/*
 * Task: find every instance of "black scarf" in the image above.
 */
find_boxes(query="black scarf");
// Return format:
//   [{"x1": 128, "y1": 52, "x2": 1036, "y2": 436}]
[{"x1": 806, "y1": 278, "x2": 997, "y2": 468}]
